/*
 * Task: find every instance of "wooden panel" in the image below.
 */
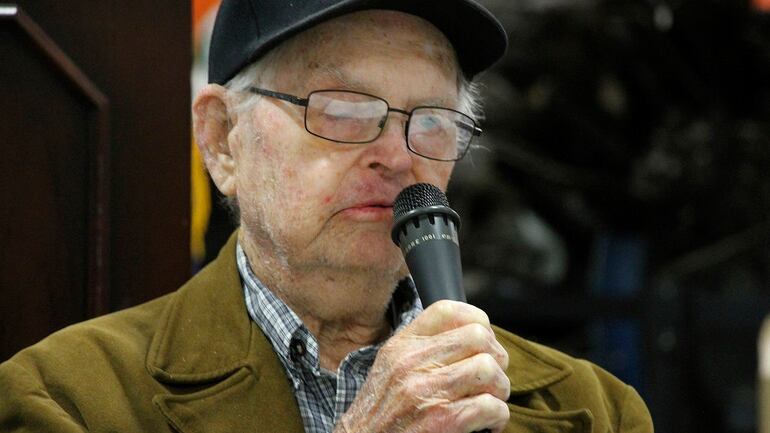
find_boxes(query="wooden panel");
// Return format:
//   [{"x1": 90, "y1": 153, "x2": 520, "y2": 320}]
[
  {"x1": 0, "y1": 2, "x2": 191, "y2": 361},
  {"x1": 7, "y1": 1, "x2": 192, "y2": 313},
  {"x1": 0, "y1": 6, "x2": 110, "y2": 358}
]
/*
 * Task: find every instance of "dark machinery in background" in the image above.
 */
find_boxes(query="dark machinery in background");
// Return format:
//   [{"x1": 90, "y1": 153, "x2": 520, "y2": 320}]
[
  {"x1": 449, "y1": 1, "x2": 770, "y2": 432},
  {"x1": 203, "y1": 1, "x2": 770, "y2": 432}
]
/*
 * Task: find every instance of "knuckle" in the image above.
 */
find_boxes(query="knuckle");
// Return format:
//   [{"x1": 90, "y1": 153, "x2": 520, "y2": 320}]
[
  {"x1": 494, "y1": 396, "x2": 511, "y2": 417},
  {"x1": 469, "y1": 394, "x2": 510, "y2": 430},
  {"x1": 389, "y1": 351, "x2": 414, "y2": 374},
  {"x1": 465, "y1": 304, "x2": 490, "y2": 326},
  {"x1": 399, "y1": 376, "x2": 422, "y2": 399},
  {"x1": 468, "y1": 323, "x2": 491, "y2": 344},
  {"x1": 478, "y1": 310, "x2": 491, "y2": 327},
  {"x1": 499, "y1": 374, "x2": 512, "y2": 400},
  {"x1": 478, "y1": 392, "x2": 497, "y2": 405},
  {"x1": 477, "y1": 353, "x2": 499, "y2": 379},
  {"x1": 431, "y1": 300, "x2": 456, "y2": 320}
]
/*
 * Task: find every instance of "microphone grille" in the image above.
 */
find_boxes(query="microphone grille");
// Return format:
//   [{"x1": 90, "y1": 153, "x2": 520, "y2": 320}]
[{"x1": 393, "y1": 183, "x2": 450, "y2": 220}]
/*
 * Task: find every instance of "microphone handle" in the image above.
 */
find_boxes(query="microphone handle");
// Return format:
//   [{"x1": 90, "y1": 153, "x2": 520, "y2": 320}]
[
  {"x1": 392, "y1": 206, "x2": 496, "y2": 433},
  {"x1": 407, "y1": 255, "x2": 490, "y2": 433},
  {"x1": 404, "y1": 238, "x2": 465, "y2": 307},
  {"x1": 398, "y1": 224, "x2": 492, "y2": 433}
]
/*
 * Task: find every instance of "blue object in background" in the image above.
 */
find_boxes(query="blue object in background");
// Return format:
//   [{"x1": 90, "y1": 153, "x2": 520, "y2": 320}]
[{"x1": 589, "y1": 231, "x2": 647, "y2": 393}]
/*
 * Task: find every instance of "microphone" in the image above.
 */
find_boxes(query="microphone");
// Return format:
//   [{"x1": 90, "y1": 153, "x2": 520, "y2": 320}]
[
  {"x1": 391, "y1": 183, "x2": 491, "y2": 433},
  {"x1": 391, "y1": 183, "x2": 465, "y2": 307}
]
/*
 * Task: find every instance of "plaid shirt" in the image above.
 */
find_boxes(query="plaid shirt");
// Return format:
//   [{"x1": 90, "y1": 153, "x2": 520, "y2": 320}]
[{"x1": 237, "y1": 244, "x2": 422, "y2": 433}]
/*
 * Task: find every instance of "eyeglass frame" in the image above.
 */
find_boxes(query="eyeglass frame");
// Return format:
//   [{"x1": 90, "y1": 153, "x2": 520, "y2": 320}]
[{"x1": 248, "y1": 87, "x2": 482, "y2": 162}]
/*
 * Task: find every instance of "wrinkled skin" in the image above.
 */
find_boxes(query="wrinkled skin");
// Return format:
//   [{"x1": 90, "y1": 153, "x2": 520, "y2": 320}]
[
  {"x1": 337, "y1": 301, "x2": 511, "y2": 433},
  {"x1": 194, "y1": 9, "x2": 511, "y2": 433}
]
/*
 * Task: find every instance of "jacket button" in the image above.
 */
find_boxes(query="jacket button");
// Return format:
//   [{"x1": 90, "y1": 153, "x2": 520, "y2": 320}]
[{"x1": 290, "y1": 338, "x2": 306, "y2": 362}]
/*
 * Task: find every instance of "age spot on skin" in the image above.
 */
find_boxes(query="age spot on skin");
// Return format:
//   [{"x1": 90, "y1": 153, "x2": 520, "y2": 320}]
[{"x1": 283, "y1": 168, "x2": 298, "y2": 179}]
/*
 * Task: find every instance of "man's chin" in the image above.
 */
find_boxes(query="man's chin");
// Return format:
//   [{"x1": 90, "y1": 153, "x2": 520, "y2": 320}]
[
  {"x1": 310, "y1": 225, "x2": 405, "y2": 273},
  {"x1": 344, "y1": 251, "x2": 404, "y2": 273},
  {"x1": 330, "y1": 242, "x2": 404, "y2": 274}
]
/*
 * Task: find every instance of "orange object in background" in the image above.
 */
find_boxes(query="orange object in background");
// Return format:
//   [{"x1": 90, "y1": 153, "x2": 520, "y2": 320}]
[
  {"x1": 194, "y1": 0, "x2": 220, "y2": 26},
  {"x1": 191, "y1": 0, "x2": 221, "y2": 266},
  {"x1": 193, "y1": 0, "x2": 221, "y2": 44},
  {"x1": 754, "y1": 0, "x2": 770, "y2": 12}
]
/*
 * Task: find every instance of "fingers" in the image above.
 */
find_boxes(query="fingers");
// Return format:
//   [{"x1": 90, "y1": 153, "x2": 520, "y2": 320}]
[
  {"x1": 392, "y1": 300, "x2": 507, "y2": 372},
  {"x1": 428, "y1": 353, "x2": 511, "y2": 403},
  {"x1": 409, "y1": 393, "x2": 510, "y2": 433},
  {"x1": 446, "y1": 393, "x2": 510, "y2": 433},
  {"x1": 336, "y1": 300, "x2": 513, "y2": 433},
  {"x1": 388, "y1": 341, "x2": 510, "y2": 431},
  {"x1": 390, "y1": 323, "x2": 508, "y2": 375},
  {"x1": 408, "y1": 300, "x2": 491, "y2": 337},
  {"x1": 424, "y1": 323, "x2": 510, "y2": 371}
]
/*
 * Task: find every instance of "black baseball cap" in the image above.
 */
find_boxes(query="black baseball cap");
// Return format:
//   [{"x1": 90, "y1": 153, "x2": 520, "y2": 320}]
[{"x1": 208, "y1": 0, "x2": 508, "y2": 84}]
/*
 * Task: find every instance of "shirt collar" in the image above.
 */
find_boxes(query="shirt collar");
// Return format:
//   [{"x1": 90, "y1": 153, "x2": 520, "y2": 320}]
[{"x1": 236, "y1": 242, "x2": 423, "y2": 375}]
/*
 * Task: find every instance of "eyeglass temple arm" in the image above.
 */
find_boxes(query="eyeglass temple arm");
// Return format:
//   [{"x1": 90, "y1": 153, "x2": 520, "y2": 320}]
[
  {"x1": 249, "y1": 87, "x2": 309, "y2": 107},
  {"x1": 455, "y1": 120, "x2": 483, "y2": 137}
]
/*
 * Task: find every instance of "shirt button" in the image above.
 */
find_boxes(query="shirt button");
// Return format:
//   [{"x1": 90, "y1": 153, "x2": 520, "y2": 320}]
[{"x1": 290, "y1": 338, "x2": 306, "y2": 362}]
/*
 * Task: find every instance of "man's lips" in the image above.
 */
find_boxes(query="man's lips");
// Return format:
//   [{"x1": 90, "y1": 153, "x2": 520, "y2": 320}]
[
  {"x1": 338, "y1": 202, "x2": 394, "y2": 221},
  {"x1": 350, "y1": 200, "x2": 393, "y2": 209}
]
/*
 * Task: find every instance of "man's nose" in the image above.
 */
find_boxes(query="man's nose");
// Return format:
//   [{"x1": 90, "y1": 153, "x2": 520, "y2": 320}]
[{"x1": 361, "y1": 115, "x2": 414, "y2": 175}]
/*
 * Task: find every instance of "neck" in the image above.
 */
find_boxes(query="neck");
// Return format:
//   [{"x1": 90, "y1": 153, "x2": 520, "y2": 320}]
[
  {"x1": 305, "y1": 315, "x2": 392, "y2": 371},
  {"x1": 239, "y1": 231, "x2": 400, "y2": 370}
]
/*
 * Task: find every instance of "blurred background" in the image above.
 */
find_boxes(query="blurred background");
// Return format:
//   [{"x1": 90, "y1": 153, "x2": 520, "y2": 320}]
[
  {"x1": 457, "y1": 2, "x2": 770, "y2": 432},
  {"x1": 1, "y1": 1, "x2": 769, "y2": 432}
]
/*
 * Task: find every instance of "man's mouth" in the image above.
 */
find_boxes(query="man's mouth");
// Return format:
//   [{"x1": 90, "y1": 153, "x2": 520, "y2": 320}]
[
  {"x1": 353, "y1": 202, "x2": 393, "y2": 209},
  {"x1": 339, "y1": 202, "x2": 394, "y2": 221}
]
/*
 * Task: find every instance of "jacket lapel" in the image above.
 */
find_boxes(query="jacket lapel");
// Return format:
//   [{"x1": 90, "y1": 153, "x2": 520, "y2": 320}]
[
  {"x1": 151, "y1": 331, "x2": 305, "y2": 433},
  {"x1": 494, "y1": 329, "x2": 594, "y2": 433},
  {"x1": 146, "y1": 232, "x2": 304, "y2": 433}
]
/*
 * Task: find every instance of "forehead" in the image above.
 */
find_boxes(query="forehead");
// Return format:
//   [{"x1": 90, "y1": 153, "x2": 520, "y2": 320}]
[
  {"x1": 300, "y1": 10, "x2": 455, "y2": 59},
  {"x1": 267, "y1": 10, "x2": 460, "y2": 102}
]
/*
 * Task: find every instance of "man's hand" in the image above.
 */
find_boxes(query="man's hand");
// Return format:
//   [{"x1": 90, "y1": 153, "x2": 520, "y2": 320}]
[{"x1": 336, "y1": 300, "x2": 511, "y2": 433}]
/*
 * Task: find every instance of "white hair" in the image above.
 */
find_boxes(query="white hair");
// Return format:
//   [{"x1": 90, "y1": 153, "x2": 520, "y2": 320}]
[{"x1": 227, "y1": 67, "x2": 483, "y2": 133}]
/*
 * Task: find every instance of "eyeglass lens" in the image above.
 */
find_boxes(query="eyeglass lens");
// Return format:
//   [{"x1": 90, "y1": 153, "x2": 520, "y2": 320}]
[
  {"x1": 305, "y1": 90, "x2": 472, "y2": 161},
  {"x1": 305, "y1": 91, "x2": 387, "y2": 143}
]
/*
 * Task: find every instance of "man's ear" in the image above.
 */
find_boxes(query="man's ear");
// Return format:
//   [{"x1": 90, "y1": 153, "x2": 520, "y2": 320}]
[{"x1": 193, "y1": 84, "x2": 237, "y2": 196}]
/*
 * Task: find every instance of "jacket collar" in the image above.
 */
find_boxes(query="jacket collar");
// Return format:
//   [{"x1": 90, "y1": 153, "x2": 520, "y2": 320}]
[
  {"x1": 493, "y1": 328, "x2": 589, "y2": 433},
  {"x1": 145, "y1": 231, "x2": 575, "y2": 432},
  {"x1": 493, "y1": 327, "x2": 573, "y2": 394},
  {"x1": 146, "y1": 232, "x2": 305, "y2": 433},
  {"x1": 146, "y1": 231, "x2": 251, "y2": 382}
]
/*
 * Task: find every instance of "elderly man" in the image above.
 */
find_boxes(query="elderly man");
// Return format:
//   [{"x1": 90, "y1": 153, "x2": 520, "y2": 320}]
[{"x1": 0, "y1": 1, "x2": 652, "y2": 432}]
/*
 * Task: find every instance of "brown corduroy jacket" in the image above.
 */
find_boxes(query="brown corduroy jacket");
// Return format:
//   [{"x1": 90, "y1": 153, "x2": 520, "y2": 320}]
[{"x1": 0, "y1": 234, "x2": 653, "y2": 433}]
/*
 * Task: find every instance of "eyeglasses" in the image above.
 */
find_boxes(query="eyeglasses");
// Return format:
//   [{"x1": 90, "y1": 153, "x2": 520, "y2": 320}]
[{"x1": 249, "y1": 87, "x2": 481, "y2": 162}]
